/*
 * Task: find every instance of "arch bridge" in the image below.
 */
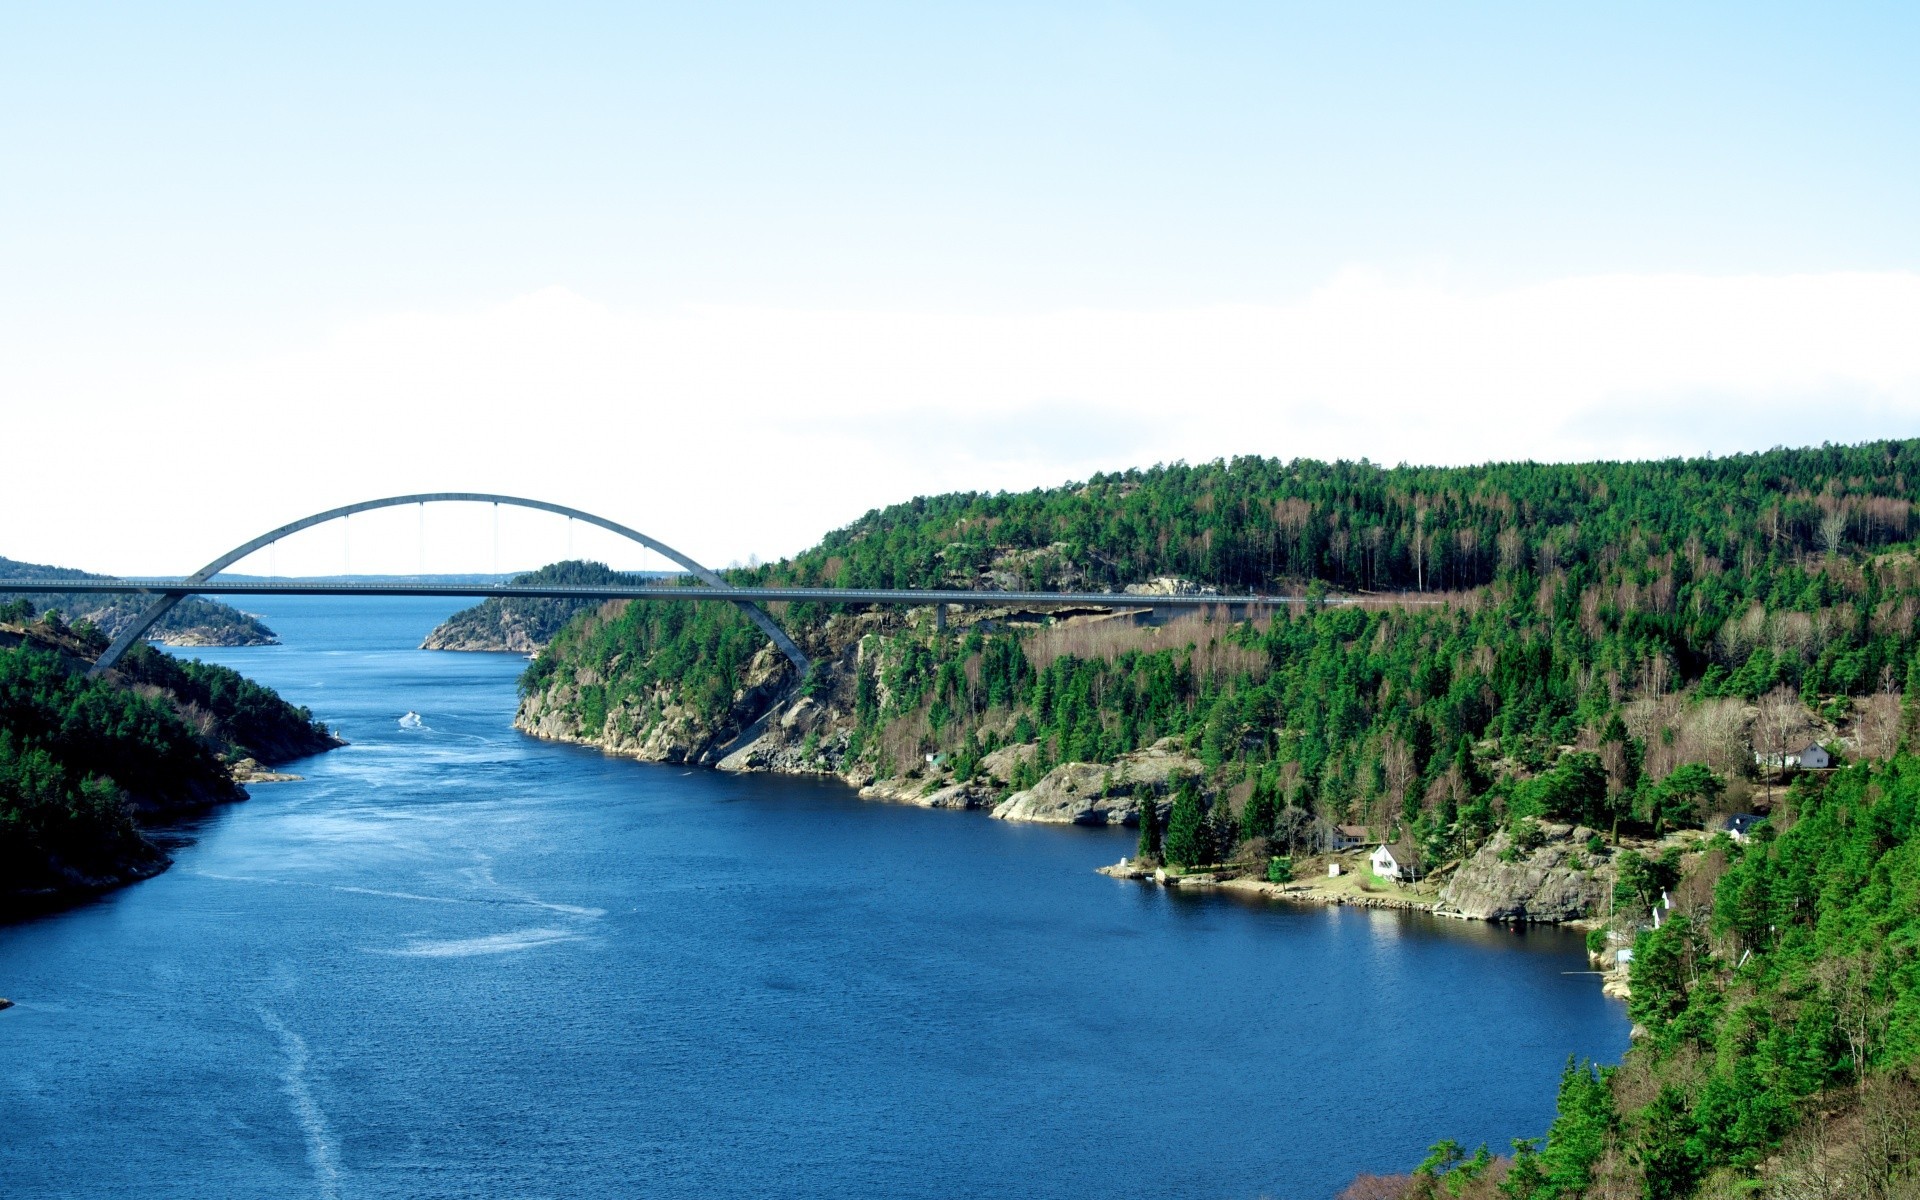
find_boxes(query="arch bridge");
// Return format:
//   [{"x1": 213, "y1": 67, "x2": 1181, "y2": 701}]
[{"x1": 0, "y1": 492, "x2": 1326, "y2": 677}]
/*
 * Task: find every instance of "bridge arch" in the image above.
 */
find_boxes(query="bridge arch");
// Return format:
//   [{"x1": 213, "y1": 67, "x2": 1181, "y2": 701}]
[{"x1": 91, "y1": 492, "x2": 809, "y2": 675}]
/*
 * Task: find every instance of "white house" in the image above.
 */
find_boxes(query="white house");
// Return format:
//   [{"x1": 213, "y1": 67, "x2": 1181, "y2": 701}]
[
  {"x1": 1331, "y1": 824, "x2": 1370, "y2": 852},
  {"x1": 1371, "y1": 843, "x2": 1420, "y2": 882},
  {"x1": 1719, "y1": 813, "x2": 1763, "y2": 843},
  {"x1": 1756, "y1": 743, "x2": 1835, "y2": 772}
]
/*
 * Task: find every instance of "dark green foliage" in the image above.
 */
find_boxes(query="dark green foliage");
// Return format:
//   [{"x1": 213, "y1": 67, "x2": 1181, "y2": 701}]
[
  {"x1": 1647, "y1": 764, "x2": 1721, "y2": 833},
  {"x1": 755, "y1": 443, "x2": 1920, "y2": 596},
  {"x1": 0, "y1": 646, "x2": 233, "y2": 900},
  {"x1": 523, "y1": 596, "x2": 775, "y2": 736},
  {"x1": 1163, "y1": 777, "x2": 1206, "y2": 868},
  {"x1": 1525, "y1": 1059, "x2": 1615, "y2": 1197},
  {"x1": 1242, "y1": 774, "x2": 1279, "y2": 842},
  {"x1": 1414, "y1": 1139, "x2": 1494, "y2": 1196},
  {"x1": 1205, "y1": 792, "x2": 1239, "y2": 862},
  {"x1": 1266, "y1": 856, "x2": 1292, "y2": 883},
  {"x1": 1510, "y1": 753, "x2": 1610, "y2": 827},
  {"x1": 1136, "y1": 795, "x2": 1161, "y2": 860},
  {"x1": 427, "y1": 560, "x2": 657, "y2": 649},
  {"x1": 1495, "y1": 756, "x2": 1920, "y2": 1197},
  {"x1": 118, "y1": 646, "x2": 334, "y2": 762}
]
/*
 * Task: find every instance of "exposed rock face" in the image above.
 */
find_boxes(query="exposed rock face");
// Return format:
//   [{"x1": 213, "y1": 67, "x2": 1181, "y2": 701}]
[
  {"x1": 991, "y1": 739, "x2": 1203, "y2": 826},
  {"x1": 1437, "y1": 822, "x2": 1614, "y2": 923},
  {"x1": 423, "y1": 613, "x2": 546, "y2": 653},
  {"x1": 515, "y1": 642, "x2": 796, "y2": 766},
  {"x1": 1123, "y1": 576, "x2": 1221, "y2": 597}
]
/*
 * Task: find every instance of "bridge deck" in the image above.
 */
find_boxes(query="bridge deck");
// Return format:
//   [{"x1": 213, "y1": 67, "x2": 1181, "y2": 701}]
[{"x1": 0, "y1": 578, "x2": 1347, "y2": 608}]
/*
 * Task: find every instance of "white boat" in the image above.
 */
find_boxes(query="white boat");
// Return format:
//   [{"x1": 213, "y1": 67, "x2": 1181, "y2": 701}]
[{"x1": 398, "y1": 711, "x2": 424, "y2": 729}]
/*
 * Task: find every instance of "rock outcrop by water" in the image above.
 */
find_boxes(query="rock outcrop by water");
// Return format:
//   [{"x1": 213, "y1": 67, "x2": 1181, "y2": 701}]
[
  {"x1": 1436, "y1": 822, "x2": 1614, "y2": 923},
  {"x1": 991, "y1": 739, "x2": 1202, "y2": 826},
  {"x1": 424, "y1": 562, "x2": 656, "y2": 653},
  {"x1": 516, "y1": 641, "x2": 796, "y2": 766}
]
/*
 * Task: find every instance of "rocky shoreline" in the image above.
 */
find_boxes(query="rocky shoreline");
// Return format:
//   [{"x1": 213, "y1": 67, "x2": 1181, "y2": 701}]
[{"x1": 1097, "y1": 857, "x2": 1439, "y2": 911}]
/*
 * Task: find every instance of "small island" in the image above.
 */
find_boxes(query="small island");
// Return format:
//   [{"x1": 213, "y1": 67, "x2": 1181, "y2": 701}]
[
  {"x1": 0, "y1": 554, "x2": 278, "y2": 647},
  {"x1": 422, "y1": 560, "x2": 657, "y2": 652}
]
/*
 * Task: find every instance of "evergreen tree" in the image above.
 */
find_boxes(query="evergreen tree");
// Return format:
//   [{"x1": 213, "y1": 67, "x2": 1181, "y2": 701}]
[
  {"x1": 1163, "y1": 778, "x2": 1206, "y2": 868},
  {"x1": 1136, "y1": 795, "x2": 1161, "y2": 861},
  {"x1": 1206, "y1": 792, "x2": 1240, "y2": 862},
  {"x1": 1902, "y1": 651, "x2": 1920, "y2": 751},
  {"x1": 1241, "y1": 776, "x2": 1277, "y2": 842}
]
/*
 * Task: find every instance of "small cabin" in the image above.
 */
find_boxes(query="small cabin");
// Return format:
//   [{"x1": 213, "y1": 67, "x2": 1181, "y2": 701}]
[
  {"x1": 1331, "y1": 824, "x2": 1370, "y2": 852},
  {"x1": 1327, "y1": 862, "x2": 1343, "y2": 878},
  {"x1": 1371, "y1": 843, "x2": 1420, "y2": 882},
  {"x1": 1797, "y1": 743, "x2": 1832, "y2": 771},
  {"x1": 1719, "y1": 813, "x2": 1764, "y2": 843}
]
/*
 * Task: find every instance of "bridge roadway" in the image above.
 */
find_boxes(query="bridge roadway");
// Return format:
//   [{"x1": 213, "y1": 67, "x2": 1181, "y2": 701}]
[{"x1": 0, "y1": 578, "x2": 1319, "y2": 610}]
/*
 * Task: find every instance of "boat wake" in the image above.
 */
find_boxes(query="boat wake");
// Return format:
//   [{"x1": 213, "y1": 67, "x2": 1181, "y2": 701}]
[{"x1": 258, "y1": 1008, "x2": 342, "y2": 1200}]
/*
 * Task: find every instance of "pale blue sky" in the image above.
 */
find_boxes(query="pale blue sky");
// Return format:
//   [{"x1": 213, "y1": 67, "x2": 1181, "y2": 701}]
[
  {"x1": 4, "y1": 4, "x2": 1919, "y2": 571},
  {"x1": 6, "y1": 3, "x2": 1915, "y2": 325}
]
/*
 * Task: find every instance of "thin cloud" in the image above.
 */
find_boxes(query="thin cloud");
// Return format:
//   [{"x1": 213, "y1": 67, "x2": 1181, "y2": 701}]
[{"x1": 4, "y1": 270, "x2": 1918, "y2": 573}]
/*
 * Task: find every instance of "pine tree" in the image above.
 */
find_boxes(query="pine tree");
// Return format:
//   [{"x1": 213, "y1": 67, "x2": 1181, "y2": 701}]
[
  {"x1": 1242, "y1": 776, "x2": 1277, "y2": 843},
  {"x1": 1206, "y1": 793, "x2": 1240, "y2": 862},
  {"x1": 1163, "y1": 778, "x2": 1206, "y2": 868},
  {"x1": 1902, "y1": 652, "x2": 1920, "y2": 752},
  {"x1": 1136, "y1": 794, "x2": 1161, "y2": 862}
]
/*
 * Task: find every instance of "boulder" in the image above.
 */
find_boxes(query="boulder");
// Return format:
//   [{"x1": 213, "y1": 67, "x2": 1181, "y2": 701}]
[
  {"x1": 991, "y1": 739, "x2": 1202, "y2": 826},
  {"x1": 1437, "y1": 823, "x2": 1612, "y2": 923}
]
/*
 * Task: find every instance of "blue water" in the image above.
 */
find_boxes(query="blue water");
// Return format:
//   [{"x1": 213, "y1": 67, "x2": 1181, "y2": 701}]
[{"x1": 0, "y1": 597, "x2": 1628, "y2": 1200}]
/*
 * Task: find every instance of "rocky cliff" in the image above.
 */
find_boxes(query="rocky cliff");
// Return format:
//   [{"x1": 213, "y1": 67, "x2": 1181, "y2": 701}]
[
  {"x1": 516, "y1": 640, "x2": 796, "y2": 766},
  {"x1": 990, "y1": 739, "x2": 1203, "y2": 825},
  {"x1": 1435, "y1": 822, "x2": 1614, "y2": 923}
]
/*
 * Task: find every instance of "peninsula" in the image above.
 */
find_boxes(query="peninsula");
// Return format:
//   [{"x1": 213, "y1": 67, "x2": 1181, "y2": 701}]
[
  {"x1": 509, "y1": 441, "x2": 1920, "y2": 1197},
  {"x1": 0, "y1": 600, "x2": 342, "y2": 916}
]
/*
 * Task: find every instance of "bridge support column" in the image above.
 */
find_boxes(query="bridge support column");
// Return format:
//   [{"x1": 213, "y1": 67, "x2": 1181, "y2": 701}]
[{"x1": 933, "y1": 604, "x2": 947, "y2": 633}]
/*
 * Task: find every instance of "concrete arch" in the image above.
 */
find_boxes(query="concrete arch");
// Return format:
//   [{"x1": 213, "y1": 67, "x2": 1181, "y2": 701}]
[{"x1": 91, "y1": 492, "x2": 809, "y2": 675}]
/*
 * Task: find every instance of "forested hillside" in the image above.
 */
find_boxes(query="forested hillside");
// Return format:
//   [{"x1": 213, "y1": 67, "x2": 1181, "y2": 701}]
[
  {"x1": 522, "y1": 442, "x2": 1920, "y2": 847},
  {"x1": 0, "y1": 555, "x2": 277, "y2": 647},
  {"x1": 0, "y1": 601, "x2": 340, "y2": 915},
  {"x1": 517, "y1": 440, "x2": 1920, "y2": 1199},
  {"x1": 1391, "y1": 759, "x2": 1920, "y2": 1200},
  {"x1": 754, "y1": 443, "x2": 1915, "y2": 595}
]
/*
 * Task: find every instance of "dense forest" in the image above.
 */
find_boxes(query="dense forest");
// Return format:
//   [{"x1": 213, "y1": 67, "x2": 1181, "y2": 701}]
[
  {"x1": 0, "y1": 555, "x2": 277, "y2": 647},
  {"x1": 0, "y1": 600, "x2": 338, "y2": 914},
  {"x1": 518, "y1": 440, "x2": 1920, "y2": 1198},
  {"x1": 527, "y1": 441, "x2": 1920, "y2": 853},
  {"x1": 1391, "y1": 759, "x2": 1920, "y2": 1200}
]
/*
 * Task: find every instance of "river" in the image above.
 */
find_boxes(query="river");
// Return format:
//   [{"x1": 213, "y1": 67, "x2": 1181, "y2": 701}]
[{"x1": 0, "y1": 596, "x2": 1629, "y2": 1200}]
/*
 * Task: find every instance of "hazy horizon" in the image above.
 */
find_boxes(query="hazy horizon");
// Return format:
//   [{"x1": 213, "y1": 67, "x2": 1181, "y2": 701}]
[{"x1": 5, "y1": 4, "x2": 1917, "y2": 574}]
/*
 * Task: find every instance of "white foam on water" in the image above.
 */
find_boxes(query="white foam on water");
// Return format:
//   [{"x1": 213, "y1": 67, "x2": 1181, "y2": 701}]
[
  {"x1": 185, "y1": 871, "x2": 605, "y2": 919},
  {"x1": 257, "y1": 1008, "x2": 342, "y2": 1200},
  {"x1": 385, "y1": 927, "x2": 583, "y2": 958}
]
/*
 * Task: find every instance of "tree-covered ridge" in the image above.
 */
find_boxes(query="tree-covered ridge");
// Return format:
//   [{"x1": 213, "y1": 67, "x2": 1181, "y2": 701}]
[
  {"x1": 520, "y1": 591, "x2": 775, "y2": 744},
  {"x1": 1, "y1": 606, "x2": 339, "y2": 913},
  {"x1": 1399, "y1": 761, "x2": 1920, "y2": 1200},
  {"x1": 423, "y1": 560, "x2": 661, "y2": 652},
  {"x1": 513, "y1": 440, "x2": 1920, "y2": 1197},
  {"x1": 754, "y1": 442, "x2": 1919, "y2": 594},
  {"x1": 0, "y1": 554, "x2": 277, "y2": 646},
  {"x1": 524, "y1": 442, "x2": 1920, "y2": 851}
]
